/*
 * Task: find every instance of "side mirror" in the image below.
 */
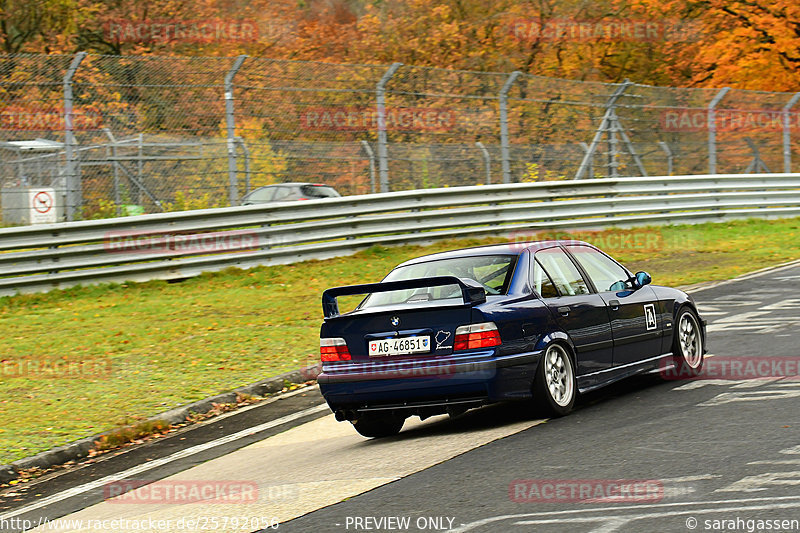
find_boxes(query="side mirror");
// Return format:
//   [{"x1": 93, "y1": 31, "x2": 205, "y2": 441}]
[
  {"x1": 609, "y1": 280, "x2": 627, "y2": 291},
  {"x1": 633, "y1": 271, "x2": 652, "y2": 289}
]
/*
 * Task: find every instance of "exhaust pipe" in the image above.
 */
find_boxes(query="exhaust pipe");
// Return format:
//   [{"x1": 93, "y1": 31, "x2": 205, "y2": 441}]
[{"x1": 334, "y1": 409, "x2": 358, "y2": 421}]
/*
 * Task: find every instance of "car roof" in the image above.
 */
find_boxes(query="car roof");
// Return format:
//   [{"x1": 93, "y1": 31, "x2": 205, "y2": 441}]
[
  {"x1": 258, "y1": 182, "x2": 332, "y2": 188},
  {"x1": 396, "y1": 240, "x2": 595, "y2": 267}
]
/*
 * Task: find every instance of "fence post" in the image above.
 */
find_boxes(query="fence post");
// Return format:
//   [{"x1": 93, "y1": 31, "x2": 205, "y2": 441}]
[
  {"x1": 63, "y1": 51, "x2": 86, "y2": 221},
  {"x1": 574, "y1": 81, "x2": 631, "y2": 179},
  {"x1": 475, "y1": 141, "x2": 491, "y2": 184},
  {"x1": 225, "y1": 55, "x2": 247, "y2": 206},
  {"x1": 137, "y1": 133, "x2": 144, "y2": 205},
  {"x1": 376, "y1": 63, "x2": 402, "y2": 193},
  {"x1": 499, "y1": 71, "x2": 521, "y2": 184},
  {"x1": 360, "y1": 140, "x2": 377, "y2": 194},
  {"x1": 707, "y1": 87, "x2": 730, "y2": 175},
  {"x1": 578, "y1": 142, "x2": 594, "y2": 179},
  {"x1": 235, "y1": 137, "x2": 251, "y2": 196},
  {"x1": 102, "y1": 128, "x2": 121, "y2": 214},
  {"x1": 744, "y1": 137, "x2": 770, "y2": 173},
  {"x1": 783, "y1": 93, "x2": 800, "y2": 173}
]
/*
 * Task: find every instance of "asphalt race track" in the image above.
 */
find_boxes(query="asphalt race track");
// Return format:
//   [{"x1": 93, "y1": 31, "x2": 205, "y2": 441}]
[{"x1": 2, "y1": 261, "x2": 799, "y2": 533}]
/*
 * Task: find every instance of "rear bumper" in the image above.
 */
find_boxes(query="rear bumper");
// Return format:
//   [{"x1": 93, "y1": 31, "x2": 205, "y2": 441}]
[{"x1": 318, "y1": 349, "x2": 542, "y2": 418}]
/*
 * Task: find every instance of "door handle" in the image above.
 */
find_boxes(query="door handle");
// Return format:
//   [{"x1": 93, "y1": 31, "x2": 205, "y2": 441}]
[
  {"x1": 608, "y1": 299, "x2": 620, "y2": 311},
  {"x1": 557, "y1": 306, "x2": 570, "y2": 316}
]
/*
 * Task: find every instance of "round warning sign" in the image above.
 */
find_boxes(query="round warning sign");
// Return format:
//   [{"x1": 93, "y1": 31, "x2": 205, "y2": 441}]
[
  {"x1": 33, "y1": 191, "x2": 54, "y2": 213},
  {"x1": 29, "y1": 188, "x2": 58, "y2": 224}
]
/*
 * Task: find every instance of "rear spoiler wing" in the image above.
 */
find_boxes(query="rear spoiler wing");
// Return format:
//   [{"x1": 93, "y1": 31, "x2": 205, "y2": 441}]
[{"x1": 322, "y1": 276, "x2": 486, "y2": 318}]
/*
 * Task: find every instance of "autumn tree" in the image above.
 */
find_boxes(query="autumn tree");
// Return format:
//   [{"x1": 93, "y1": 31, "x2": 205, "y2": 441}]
[
  {"x1": 0, "y1": 0, "x2": 75, "y2": 53},
  {"x1": 628, "y1": 0, "x2": 800, "y2": 91}
]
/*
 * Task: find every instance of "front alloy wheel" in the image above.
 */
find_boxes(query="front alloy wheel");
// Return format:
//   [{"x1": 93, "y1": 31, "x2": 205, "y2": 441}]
[{"x1": 673, "y1": 308, "x2": 704, "y2": 377}]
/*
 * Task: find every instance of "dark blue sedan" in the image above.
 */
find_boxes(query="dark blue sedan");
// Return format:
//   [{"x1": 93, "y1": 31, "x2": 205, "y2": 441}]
[{"x1": 318, "y1": 240, "x2": 707, "y2": 438}]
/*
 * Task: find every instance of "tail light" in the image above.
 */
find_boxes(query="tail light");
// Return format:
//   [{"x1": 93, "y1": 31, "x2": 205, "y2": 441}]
[
  {"x1": 320, "y1": 337, "x2": 351, "y2": 362},
  {"x1": 454, "y1": 322, "x2": 502, "y2": 351}
]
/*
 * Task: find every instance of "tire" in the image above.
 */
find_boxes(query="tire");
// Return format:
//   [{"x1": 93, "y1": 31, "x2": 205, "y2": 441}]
[
  {"x1": 533, "y1": 343, "x2": 577, "y2": 417},
  {"x1": 670, "y1": 307, "x2": 704, "y2": 378},
  {"x1": 351, "y1": 413, "x2": 405, "y2": 438}
]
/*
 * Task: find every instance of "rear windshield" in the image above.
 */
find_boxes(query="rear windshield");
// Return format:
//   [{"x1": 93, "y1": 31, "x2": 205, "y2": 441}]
[
  {"x1": 360, "y1": 254, "x2": 517, "y2": 309},
  {"x1": 301, "y1": 185, "x2": 339, "y2": 198}
]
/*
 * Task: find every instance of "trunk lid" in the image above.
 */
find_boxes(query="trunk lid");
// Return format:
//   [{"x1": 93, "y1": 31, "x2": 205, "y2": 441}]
[{"x1": 321, "y1": 276, "x2": 485, "y2": 360}]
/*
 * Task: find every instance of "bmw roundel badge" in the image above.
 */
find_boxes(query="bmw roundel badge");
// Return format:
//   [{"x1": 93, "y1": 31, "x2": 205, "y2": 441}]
[{"x1": 390, "y1": 316, "x2": 400, "y2": 327}]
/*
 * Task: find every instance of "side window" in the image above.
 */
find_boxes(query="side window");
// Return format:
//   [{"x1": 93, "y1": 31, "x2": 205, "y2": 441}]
[
  {"x1": 244, "y1": 186, "x2": 276, "y2": 203},
  {"x1": 566, "y1": 245, "x2": 629, "y2": 292},
  {"x1": 534, "y1": 247, "x2": 590, "y2": 296},
  {"x1": 272, "y1": 186, "x2": 293, "y2": 202},
  {"x1": 531, "y1": 259, "x2": 559, "y2": 298}
]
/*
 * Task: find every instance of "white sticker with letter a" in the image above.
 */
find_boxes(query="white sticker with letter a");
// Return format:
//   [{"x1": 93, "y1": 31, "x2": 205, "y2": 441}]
[{"x1": 644, "y1": 303, "x2": 657, "y2": 330}]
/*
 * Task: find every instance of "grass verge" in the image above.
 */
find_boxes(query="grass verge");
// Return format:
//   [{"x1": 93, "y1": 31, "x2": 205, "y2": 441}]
[{"x1": 0, "y1": 217, "x2": 798, "y2": 464}]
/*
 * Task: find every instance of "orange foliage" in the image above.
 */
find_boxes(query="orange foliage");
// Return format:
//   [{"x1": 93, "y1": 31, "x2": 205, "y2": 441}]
[
  {"x1": 3, "y1": 0, "x2": 798, "y2": 91},
  {"x1": 628, "y1": 0, "x2": 800, "y2": 91}
]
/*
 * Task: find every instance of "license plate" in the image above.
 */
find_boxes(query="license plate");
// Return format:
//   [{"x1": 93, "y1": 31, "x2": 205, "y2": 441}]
[{"x1": 368, "y1": 336, "x2": 431, "y2": 357}]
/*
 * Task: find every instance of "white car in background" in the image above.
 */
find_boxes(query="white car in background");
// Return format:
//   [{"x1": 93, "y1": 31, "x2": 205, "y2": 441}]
[{"x1": 241, "y1": 183, "x2": 341, "y2": 204}]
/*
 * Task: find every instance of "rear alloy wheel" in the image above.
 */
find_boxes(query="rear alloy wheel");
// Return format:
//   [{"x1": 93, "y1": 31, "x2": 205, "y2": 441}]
[
  {"x1": 533, "y1": 343, "x2": 577, "y2": 417},
  {"x1": 351, "y1": 413, "x2": 405, "y2": 438},
  {"x1": 672, "y1": 307, "x2": 704, "y2": 377}
]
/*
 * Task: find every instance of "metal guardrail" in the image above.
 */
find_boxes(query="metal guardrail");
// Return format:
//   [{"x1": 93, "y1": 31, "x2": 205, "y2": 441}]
[{"x1": 1, "y1": 173, "x2": 799, "y2": 297}]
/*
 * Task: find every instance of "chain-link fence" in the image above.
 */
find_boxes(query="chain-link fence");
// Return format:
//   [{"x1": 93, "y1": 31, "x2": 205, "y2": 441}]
[{"x1": 2, "y1": 53, "x2": 799, "y2": 224}]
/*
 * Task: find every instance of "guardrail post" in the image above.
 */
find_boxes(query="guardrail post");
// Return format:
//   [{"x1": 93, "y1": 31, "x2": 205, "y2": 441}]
[
  {"x1": 707, "y1": 87, "x2": 730, "y2": 175},
  {"x1": 782, "y1": 93, "x2": 800, "y2": 173},
  {"x1": 225, "y1": 55, "x2": 247, "y2": 206},
  {"x1": 376, "y1": 63, "x2": 402, "y2": 193},
  {"x1": 63, "y1": 51, "x2": 86, "y2": 221},
  {"x1": 499, "y1": 71, "x2": 521, "y2": 184},
  {"x1": 475, "y1": 142, "x2": 491, "y2": 184},
  {"x1": 360, "y1": 140, "x2": 377, "y2": 193}
]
